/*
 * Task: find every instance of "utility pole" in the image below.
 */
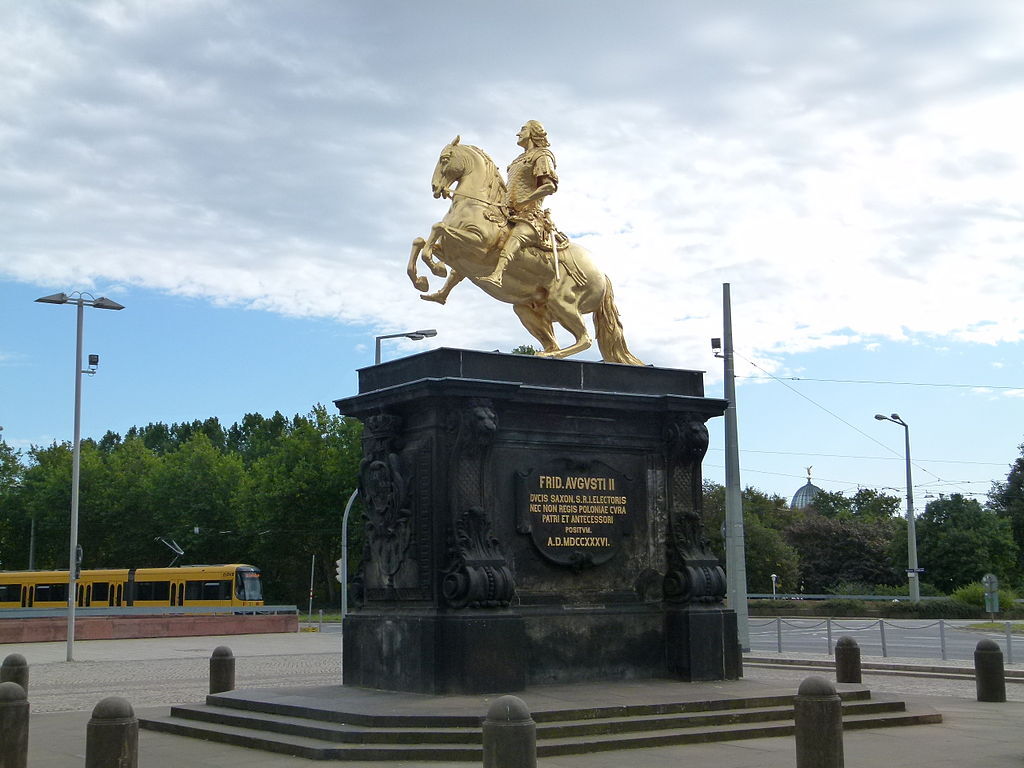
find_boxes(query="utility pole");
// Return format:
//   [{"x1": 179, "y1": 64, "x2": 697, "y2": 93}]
[{"x1": 721, "y1": 283, "x2": 750, "y2": 649}]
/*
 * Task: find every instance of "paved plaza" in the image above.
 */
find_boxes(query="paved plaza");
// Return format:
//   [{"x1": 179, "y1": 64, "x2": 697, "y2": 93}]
[{"x1": 5, "y1": 629, "x2": 1024, "y2": 767}]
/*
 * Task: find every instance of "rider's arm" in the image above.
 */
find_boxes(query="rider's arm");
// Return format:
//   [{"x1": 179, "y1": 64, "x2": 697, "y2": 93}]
[
  {"x1": 519, "y1": 177, "x2": 556, "y2": 205},
  {"x1": 520, "y1": 151, "x2": 558, "y2": 204}
]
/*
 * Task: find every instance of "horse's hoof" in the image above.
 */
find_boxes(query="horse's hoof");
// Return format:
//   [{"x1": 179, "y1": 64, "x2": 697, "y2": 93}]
[
  {"x1": 420, "y1": 293, "x2": 447, "y2": 305},
  {"x1": 413, "y1": 276, "x2": 429, "y2": 292}
]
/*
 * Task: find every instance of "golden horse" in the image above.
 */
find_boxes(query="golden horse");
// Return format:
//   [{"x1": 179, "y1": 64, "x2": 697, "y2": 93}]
[{"x1": 406, "y1": 137, "x2": 643, "y2": 365}]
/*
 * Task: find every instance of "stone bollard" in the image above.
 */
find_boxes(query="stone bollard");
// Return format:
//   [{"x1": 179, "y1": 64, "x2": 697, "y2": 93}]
[
  {"x1": 0, "y1": 654, "x2": 29, "y2": 695},
  {"x1": 834, "y1": 636, "x2": 861, "y2": 684},
  {"x1": 0, "y1": 681, "x2": 29, "y2": 768},
  {"x1": 86, "y1": 697, "x2": 138, "y2": 768},
  {"x1": 794, "y1": 676, "x2": 844, "y2": 768},
  {"x1": 975, "y1": 638, "x2": 1006, "y2": 703},
  {"x1": 210, "y1": 646, "x2": 236, "y2": 694},
  {"x1": 482, "y1": 695, "x2": 536, "y2": 768}
]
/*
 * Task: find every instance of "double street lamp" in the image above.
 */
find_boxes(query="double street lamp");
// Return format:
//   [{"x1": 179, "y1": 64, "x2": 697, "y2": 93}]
[
  {"x1": 874, "y1": 412, "x2": 921, "y2": 603},
  {"x1": 374, "y1": 329, "x2": 437, "y2": 364},
  {"x1": 36, "y1": 291, "x2": 125, "y2": 661}
]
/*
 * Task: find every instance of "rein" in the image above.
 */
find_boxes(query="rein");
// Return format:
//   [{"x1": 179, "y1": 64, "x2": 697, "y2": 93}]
[{"x1": 445, "y1": 187, "x2": 505, "y2": 210}]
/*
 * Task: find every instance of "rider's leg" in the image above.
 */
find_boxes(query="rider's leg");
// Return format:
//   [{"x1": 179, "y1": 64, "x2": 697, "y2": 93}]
[{"x1": 480, "y1": 223, "x2": 530, "y2": 287}]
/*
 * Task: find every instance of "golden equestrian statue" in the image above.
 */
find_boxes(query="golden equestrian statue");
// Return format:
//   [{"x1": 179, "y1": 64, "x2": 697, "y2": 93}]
[{"x1": 406, "y1": 121, "x2": 644, "y2": 365}]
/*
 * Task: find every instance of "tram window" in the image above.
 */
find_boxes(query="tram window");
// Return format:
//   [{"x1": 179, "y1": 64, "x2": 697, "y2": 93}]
[
  {"x1": 134, "y1": 581, "x2": 170, "y2": 602},
  {"x1": 185, "y1": 580, "x2": 230, "y2": 601},
  {"x1": 0, "y1": 584, "x2": 21, "y2": 602},
  {"x1": 35, "y1": 583, "x2": 68, "y2": 602},
  {"x1": 236, "y1": 571, "x2": 263, "y2": 601},
  {"x1": 92, "y1": 583, "x2": 110, "y2": 602}
]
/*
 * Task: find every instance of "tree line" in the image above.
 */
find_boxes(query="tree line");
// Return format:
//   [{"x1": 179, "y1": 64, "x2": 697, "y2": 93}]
[
  {"x1": 3, "y1": 411, "x2": 1024, "y2": 604},
  {"x1": 0, "y1": 406, "x2": 363, "y2": 606},
  {"x1": 703, "y1": 468, "x2": 1024, "y2": 597}
]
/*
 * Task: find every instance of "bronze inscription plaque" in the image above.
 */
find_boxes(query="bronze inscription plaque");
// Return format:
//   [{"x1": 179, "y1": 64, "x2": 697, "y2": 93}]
[{"x1": 517, "y1": 462, "x2": 633, "y2": 568}]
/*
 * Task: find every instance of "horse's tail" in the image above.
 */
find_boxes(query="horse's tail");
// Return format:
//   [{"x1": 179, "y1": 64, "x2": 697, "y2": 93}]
[{"x1": 594, "y1": 275, "x2": 645, "y2": 366}]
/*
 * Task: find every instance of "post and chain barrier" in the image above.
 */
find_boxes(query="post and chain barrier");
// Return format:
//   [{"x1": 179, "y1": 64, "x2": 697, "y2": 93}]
[{"x1": 752, "y1": 617, "x2": 1016, "y2": 663}]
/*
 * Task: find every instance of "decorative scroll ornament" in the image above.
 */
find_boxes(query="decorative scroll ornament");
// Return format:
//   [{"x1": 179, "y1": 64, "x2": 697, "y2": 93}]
[
  {"x1": 441, "y1": 399, "x2": 515, "y2": 608},
  {"x1": 442, "y1": 507, "x2": 515, "y2": 609},
  {"x1": 359, "y1": 414, "x2": 412, "y2": 589},
  {"x1": 663, "y1": 415, "x2": 726, "y2": 604}
]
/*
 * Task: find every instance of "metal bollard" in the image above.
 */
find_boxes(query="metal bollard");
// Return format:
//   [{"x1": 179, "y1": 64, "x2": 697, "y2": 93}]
[
  {"x1": 0, "y1": 681, "x2": 29, "y2": 768},
  {"x1": 210, "y1": 646, "x2": 236, "y2": 694},
  {"x1": 482, "y1": 695, "x2": 536, "y2": 768},
  {"x1": 974, "y1": 639, "x2": 1006, "y2": 703},
  {"x1": 794, "y1": 676, "x2": 844, "y2": 768},
  {"x1": 834, "y1": 636, "x2": 861, "y2": 684},
  {"x1": 0, "y1": 653, "x2": 28, "y2": 695},
  {"x1": 86, "y1": 696, "x2": 138, "y2": 768}
]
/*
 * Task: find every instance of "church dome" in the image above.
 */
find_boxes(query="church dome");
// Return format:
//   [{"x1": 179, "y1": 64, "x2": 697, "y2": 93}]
[{"x1": 791, "y1": 467, "x2": 823, "y2": 510}]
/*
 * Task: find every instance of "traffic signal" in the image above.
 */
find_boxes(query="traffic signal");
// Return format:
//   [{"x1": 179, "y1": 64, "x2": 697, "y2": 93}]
[{"x1": 335, "y1": 557, "x2": 345, "y2": 584}]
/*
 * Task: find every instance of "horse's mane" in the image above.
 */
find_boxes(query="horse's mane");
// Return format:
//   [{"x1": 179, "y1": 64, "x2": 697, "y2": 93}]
[{"x1": 462, "y1": 144, "x2": 507, "y2": 202}]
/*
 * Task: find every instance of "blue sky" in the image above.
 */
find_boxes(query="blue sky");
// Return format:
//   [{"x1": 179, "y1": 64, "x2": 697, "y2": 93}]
[{"x1": 2, "y1": 1, "x2": 1023, "y2": 507}]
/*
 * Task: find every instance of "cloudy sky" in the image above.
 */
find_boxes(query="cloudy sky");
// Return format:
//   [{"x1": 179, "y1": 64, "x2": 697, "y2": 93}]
[{"x1": 2, "y1": 1, "x2": 1023, "y2": 514}]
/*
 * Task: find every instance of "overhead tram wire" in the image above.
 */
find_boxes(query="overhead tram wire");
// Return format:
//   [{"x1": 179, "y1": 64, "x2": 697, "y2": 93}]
[
  {"x1": 702, "y1": 461, "x2": 991, "y2": 497},
  {"x1": 735, "y1": 375, "x2": 1024, "y2": 390},
  {"x1": 730, "y1": 350, "x2": 978, "y2": 498},
  {"x1": 705, "y1": 446, "x2": 1008, "y2": 466}
]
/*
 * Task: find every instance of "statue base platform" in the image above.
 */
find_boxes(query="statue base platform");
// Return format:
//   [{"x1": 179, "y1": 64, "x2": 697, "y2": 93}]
[{"x1": 335, "y1": 348, "x2": 740, "y2": 694}]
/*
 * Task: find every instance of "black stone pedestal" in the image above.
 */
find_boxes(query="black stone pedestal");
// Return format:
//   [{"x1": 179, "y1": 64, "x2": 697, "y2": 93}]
[
  {"x1": 336, "y1": 348, "x2": 738, "y2": 694},
  {"x1": 343, "y1": 612, "x2": 526, "y2": 694},
  {"x1": 666, "y1": 606, "x2": 742, "y2": 681}
]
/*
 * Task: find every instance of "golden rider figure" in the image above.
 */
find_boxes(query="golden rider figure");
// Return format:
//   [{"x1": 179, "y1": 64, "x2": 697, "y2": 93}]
[{"x1": 480, "y1": 120, "x2": 559, "y2": 288}]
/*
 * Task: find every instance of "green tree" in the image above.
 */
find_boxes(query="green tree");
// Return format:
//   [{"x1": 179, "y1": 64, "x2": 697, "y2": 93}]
[
  {"x1": 989, "y1": 443, "x2": 1024, "y2": 568},
  {"x1": 917, "y1": 494, "x2": 1018, "y2": 592},
  {"x1": 0, "y1": 439, "x2": 26, "y2": 568},
  {"x1": 511, "y1": 344, "x2": 538, "y2": 355},
  {"x1": 149, "y1": 432, "x2": 244, "y2": 566},
  {"x1": 810, "y1": 488, "x2": 901, "y2": 520},
  {"x1": 234, "y1": 407, "x2": 362, "y2": 605},
  {"x1": 17, "y1": 442, "x2": 75, "y2": 570},
  {"x1": 701, "y1": 482, "x2": 800, "y2": 594},
  {"x1": 226, "y1": 411, "x2": 290, "y2": 465},
  {"x1": 83, "y1": 437, "x2": 161, "y2": 567},
  {"x1": 785, "y1": 516, "x2": 903, "y2": 592}
]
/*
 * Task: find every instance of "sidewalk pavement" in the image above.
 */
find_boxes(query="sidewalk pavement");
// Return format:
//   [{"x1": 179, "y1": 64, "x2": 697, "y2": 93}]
[{"x1": 5, "y1": 632, "x2": 1024, "y2": 767}]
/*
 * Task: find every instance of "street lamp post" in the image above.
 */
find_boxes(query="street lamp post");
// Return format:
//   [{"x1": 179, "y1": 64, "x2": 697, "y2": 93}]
[
  {"x1": 36, "y1": 291, "x2": 124, "y2": 661},
  {"x1": 874, "y1": 412, "x2": 920, "y2": 603},
  {"x1": 374, "y1": 329, "x2": 437, "y2": 364}
]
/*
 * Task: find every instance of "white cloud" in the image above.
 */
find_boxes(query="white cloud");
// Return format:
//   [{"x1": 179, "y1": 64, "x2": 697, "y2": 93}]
[{"x1": 2, "y1": 1, "x2": 1023, "y2": 370}]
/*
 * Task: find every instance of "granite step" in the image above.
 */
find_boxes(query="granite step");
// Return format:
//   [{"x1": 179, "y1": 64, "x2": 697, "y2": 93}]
[
  {"x1": 535, "y1": 707, "x2": 943, "y2": 756},
  {"x1": 139, "y1": 716, "x2": 481, "y2": 761},
  {"x1": 168, "y1": 703, "x2": 482, "y2": 744},
  {"x1": 139, "y1": 692, "x2": 941, "y2": 761},
  {"x1": 535, "y1": 698, "x2": 906, "y2": 737}
]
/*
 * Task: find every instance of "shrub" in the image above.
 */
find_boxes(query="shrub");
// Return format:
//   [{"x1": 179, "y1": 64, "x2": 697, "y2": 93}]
[
  {"x1": 880, "y1": 598, "x2": 982, "y2": 619},
  {"x1": 820, "y1": 598, "x2": 870, "y2": 617},
  {"x1": 951, "y1": 582, "x2": 1017, "y2": 612},
  {"x1": 829, "y1": 580, "x2": 945, "y2": 597}
]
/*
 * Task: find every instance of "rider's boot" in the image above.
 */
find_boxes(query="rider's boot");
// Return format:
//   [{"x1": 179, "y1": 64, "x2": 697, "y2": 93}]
[{"x1": 480, "y1": 253, "x2": 512, "y2": 288}]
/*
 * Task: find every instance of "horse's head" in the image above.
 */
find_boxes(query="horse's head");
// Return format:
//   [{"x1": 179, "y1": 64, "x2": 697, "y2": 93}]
[{"x1": 431, "y1": 136, "x2": 465, "y2": 199}]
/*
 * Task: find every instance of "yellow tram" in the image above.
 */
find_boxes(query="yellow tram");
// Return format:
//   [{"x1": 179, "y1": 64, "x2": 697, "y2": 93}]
[{"x1": 0, "y1": 564, "x2": 263, "y2": 609}]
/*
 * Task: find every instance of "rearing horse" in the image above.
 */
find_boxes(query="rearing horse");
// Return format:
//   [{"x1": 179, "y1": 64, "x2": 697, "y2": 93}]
[{"x1": 407, "y1": 137, "x2": 643, "y2": 365}]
